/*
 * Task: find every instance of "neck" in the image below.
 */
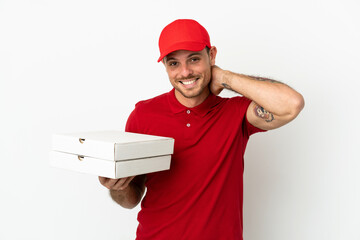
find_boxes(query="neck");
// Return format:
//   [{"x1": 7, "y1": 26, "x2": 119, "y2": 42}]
[{"x1": 174, "y1": 88, "x2": 210, "y2": 108}]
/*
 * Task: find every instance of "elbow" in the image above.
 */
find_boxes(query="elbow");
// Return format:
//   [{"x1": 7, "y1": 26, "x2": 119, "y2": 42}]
[
  {"x1": 121, "y1": 202, "x2": 139, "y2": 209},
  {"x1": 289, "y1": 93, "x2": 305, "y2": 119},
  {"x1": 296, "y1": 93, "x2": 305, "y2": 113},
  {"x1": 115, "y1": 196, "x2": 141, "y2": 209},
  {"x1": 109, "y1": 189, "x2": 142, "y2": 209}
]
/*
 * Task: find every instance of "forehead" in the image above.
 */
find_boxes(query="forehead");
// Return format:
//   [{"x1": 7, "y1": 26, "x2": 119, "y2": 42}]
[{"x1": 165, "y1": 49, "x2": 206, "y2": 60}]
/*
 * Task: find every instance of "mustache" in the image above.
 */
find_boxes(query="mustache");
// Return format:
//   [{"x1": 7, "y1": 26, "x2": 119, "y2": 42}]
[{"x1": 176, "y1": 75, "x2": 201, "y2": 82}]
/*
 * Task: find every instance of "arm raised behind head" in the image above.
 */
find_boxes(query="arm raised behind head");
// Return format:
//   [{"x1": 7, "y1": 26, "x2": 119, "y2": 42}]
[{"x1": 210, "y1": 65, "x2": 305, "y2": 130}]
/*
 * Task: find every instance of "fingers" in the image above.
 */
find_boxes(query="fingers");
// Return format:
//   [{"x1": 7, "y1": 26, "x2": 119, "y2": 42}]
[
  {"x1": 113, "y1": 178, "x2": 127, "y2": 190},
  {"x1": 98, "y1": 176, "x2": 107, "y2": 185},
  {"x1": 98, "y1": 176, "x2": 116, "y2": 187},
  {"x1": 98, "y1": 176, "x2": 136, "y2": 191},
  {"x1": 113, "y1": 176, "x2": 135, "y2": 190},
  {"x1": 123, "y1": 176, "x2": 135, "y2": 189}
]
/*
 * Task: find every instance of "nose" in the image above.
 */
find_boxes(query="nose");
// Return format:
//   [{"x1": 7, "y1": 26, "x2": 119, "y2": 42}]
[{"x1": 179, "y1": 63, "x2": 193, "y2": 78}]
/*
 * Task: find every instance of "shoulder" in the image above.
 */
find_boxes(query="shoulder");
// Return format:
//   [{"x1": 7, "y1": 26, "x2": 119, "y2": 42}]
[
  {"x1": 220, "y1": 95, "x2": 265, "y2": 136},
  {"x1": 204, "y1": 94, "x2": 251, "y2": 122},
  {"x1": 133, "y1": 91, "x2": 170, "y2": 114},
  {"x1": 213, "y1": 95, "x2": 252, "y2": 125},
  {"x1": 125, "y1": 93, "x2": 167, "y2": 133},
  {"x1": 125, "y1": 91, "x2": 171, "y2": 133},
  {"x1": 221, "y1": 95, "x2": 252, "y2": 112}
]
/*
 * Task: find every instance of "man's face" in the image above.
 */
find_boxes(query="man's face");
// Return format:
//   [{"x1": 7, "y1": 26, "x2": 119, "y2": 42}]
[{"x1": 163, "y1": 47, "x2": 215, "y2": 100}]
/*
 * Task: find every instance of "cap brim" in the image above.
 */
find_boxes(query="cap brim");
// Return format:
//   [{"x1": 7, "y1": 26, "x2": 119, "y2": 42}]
[{"x1": 157, "y1": 42, "x2": 208, "y2": 62}]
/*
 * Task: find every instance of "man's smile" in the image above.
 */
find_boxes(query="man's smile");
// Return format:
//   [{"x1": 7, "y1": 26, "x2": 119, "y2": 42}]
[{"x1": 179, "y1": 77, "x2": 200, "y2": 88}]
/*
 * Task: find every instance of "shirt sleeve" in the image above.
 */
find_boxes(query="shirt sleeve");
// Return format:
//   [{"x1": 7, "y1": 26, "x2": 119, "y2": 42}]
[
  {"x1": 230, "y1": 96, "x2": 267, "y2": 137},
  {"x1": 244, "y1": 111, "x2": 267, "y2": 136},
  {"x1": 125, "y1": 103, "x2": 142, "y2": 133},
  {"x1": 242, "y1": 98, "x2": 267, "y2": 137}
]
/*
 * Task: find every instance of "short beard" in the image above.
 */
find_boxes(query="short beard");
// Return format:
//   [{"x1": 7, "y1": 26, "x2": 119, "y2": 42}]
[{"x1": 174, "y1": 84, "x2": 209, "y2": 99}]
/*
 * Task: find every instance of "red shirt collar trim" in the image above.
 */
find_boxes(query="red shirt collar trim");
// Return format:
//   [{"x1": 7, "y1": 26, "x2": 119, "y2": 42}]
[{"x1": 167, "y1": 88, "x2": 221, "y2": 117}]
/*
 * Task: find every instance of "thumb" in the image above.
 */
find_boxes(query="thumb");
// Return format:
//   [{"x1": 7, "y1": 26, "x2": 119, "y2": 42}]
[{"x1": 98, "y1": 176, "x2": 109, "y2": 185}]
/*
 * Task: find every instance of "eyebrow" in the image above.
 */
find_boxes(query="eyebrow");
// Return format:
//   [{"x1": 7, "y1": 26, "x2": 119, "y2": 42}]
[{"x1": 165, "y1": 52, "x2": 202, "y2": 62}]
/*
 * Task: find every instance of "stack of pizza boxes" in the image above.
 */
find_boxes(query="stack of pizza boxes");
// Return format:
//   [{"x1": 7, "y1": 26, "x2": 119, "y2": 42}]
[{"x1": 50, "y1": 131, "x2": 174, "y2": 178}]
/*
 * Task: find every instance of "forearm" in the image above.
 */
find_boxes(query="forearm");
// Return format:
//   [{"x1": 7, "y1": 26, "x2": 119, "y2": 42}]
[
  {"x1": 109, "y1": 182, "x2": 143, "y2": 209},
  {"x1": 222, "y1": 71, "x2": 304, "y2": 118}
]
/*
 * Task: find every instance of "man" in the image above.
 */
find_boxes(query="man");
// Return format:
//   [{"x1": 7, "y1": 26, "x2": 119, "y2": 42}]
[{"x1": 99, "y1": 19, "x2": 304, "y2": 239}]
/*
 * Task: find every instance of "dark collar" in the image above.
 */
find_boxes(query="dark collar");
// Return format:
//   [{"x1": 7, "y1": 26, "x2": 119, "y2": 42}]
[{"x1": 167, "y1": 88, "x2": 221, "y2": 117}]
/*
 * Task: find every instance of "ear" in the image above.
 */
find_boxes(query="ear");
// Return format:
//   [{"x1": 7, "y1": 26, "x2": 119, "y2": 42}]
[{"x1": 209, "y1": 46, "x2": 217, "y2": 66}]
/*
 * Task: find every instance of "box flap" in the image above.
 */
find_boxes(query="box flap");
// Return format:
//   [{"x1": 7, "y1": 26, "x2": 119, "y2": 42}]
[{"x1": 52, "y1": 130, "x2": 174, "y2": 161}]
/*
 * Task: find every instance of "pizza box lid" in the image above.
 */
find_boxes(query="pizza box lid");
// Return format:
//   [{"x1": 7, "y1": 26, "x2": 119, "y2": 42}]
[{"x1": 51, "y1": 130, "x2": 174, "y2": 161}]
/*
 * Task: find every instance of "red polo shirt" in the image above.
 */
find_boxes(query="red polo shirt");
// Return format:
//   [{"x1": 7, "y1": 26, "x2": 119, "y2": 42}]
[{"x1": 125, "y1": 88, "x2": 265, "y2": 240}]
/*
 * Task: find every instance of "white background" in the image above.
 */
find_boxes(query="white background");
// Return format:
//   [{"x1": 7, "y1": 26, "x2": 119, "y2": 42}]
[{"x1": 0, "y1": 0, "x2": 359, "y2": 239}]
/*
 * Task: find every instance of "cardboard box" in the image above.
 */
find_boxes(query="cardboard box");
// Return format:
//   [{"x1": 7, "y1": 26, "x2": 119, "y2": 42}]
[{"x1": 50, "y1": 131, "x2": 174, "y2": 178}]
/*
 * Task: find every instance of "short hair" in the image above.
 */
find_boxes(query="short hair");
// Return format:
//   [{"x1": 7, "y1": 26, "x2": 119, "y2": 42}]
[{"x1": 205, "y1": 46, "x2": 210, "y2": 55}]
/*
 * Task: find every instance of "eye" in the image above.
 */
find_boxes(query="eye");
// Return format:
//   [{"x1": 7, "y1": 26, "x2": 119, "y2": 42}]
[
  {"x1": 190, "y1": 57, "x2": 200, "y2": 63},
  {"x1": 168, "y1": 61, "x2": 178, "y2": 67}
]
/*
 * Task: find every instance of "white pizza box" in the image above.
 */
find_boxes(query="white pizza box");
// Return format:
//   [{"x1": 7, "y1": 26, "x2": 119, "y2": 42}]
[
  {"x1": 50, "y1": 151, "x2": 172, "y2": 178},
  {"x1": 50, "y1": 130, "x2": 174, "y2": 178},
  {"x1": 51, "y1": 130, "x2": 174, "y2": 160}
]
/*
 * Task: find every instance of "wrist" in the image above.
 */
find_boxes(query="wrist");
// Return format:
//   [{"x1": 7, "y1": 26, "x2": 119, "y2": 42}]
[{"x1": 221, "y1": 70, "x2": 233, "y2": 90}]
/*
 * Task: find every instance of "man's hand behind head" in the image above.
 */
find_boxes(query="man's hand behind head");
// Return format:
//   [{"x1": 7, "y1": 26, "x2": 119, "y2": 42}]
[{"x1": 210, "y1": 65, "x2": 231, "y2": 95}]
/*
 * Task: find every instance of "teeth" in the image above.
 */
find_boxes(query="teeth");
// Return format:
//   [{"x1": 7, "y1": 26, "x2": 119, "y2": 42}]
[{"x1": 182, "y1": 79, "x2": 196, "y2": 85}]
